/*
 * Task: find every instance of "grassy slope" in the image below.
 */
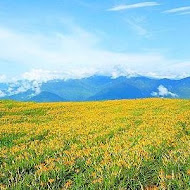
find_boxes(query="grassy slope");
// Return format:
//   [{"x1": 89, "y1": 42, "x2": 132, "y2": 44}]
[{"x1": 0, "y1": 99, "x2": 190, "y2": 189}]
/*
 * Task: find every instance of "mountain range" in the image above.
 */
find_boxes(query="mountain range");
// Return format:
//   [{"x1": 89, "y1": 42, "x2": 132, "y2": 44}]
[{"x1": 0, "y1": 75, "x2": 190, "y2": 102}]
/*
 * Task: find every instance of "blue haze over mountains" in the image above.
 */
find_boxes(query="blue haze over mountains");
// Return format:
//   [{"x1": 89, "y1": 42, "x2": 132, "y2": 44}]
[{"x1": 0, "y1": 75, "x2": 190, "y2": 102}]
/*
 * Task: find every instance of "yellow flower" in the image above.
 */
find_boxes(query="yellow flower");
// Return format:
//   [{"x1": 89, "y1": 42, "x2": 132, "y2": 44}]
[
  {"x1": 144, "y1": 186, "x2": 158, "y2": 190},
  {"x1": 63, "y1": 180, "x2": 72, "y2": 189},
  {"x1": 187, "y1": 170, "x2": 190, "y2": 176},
  {"x1": 48, "y1": 179, "x2": 55, "y2": 183},
  {"x1": 92, "y1": 178, "x2": 102, "y2": 184}
]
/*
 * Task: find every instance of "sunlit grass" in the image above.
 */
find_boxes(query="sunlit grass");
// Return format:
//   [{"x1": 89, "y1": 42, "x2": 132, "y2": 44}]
[{"x1": 0, "y1": 99, "x2": 190, "y2": 189}]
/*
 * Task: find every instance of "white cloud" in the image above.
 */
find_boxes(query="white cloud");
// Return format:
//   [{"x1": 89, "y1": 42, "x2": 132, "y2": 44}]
[
  {"x1": 108, "y1": 2, "x2": 160, "y2": 11},
  {"x1": 163, "y1": 6, "x2": 190, "y2": 14},
  {"x1": 14, "y1": 81, "x2": 34, "y2": 95},
  {"x1": 179, "y1": 11, "x2": 190, "y2": 15},
  {"x1": 0, "y1": 75, "x2": 7, "y2": 83},
  {"x1": 125, "y1": 16, "x2": 150, "y2": 37},
  {"x1": 0, "y1": 26, "x2": 100, "y2": 72},
  {"x1": 0, "y1": 90, "x2": 6, "y2": 98},
  {"x1": 151, "y1": 91, "x2": 158, "y2": 97},
  {"x1": 22, "y1": 70, "x2": 61, "y2": 82},
  {"x1": 111, "y1": 65, "x2": 138, "y2": 79},
  {"x1": 0, "y1": 24, "x2": 190, "y2": 82},
  {"x1": 30, "y1": 81, "x2": 41, "y2": 96},
  {"x1": 151, "y1": 85, "x2": 178, "y2": 97},
  {"x1": 4, "y1": 80, "x2": 42, "y2": 97},
  {"x1": 22, "y1": 68, "x2": 97, "y2": 82}
]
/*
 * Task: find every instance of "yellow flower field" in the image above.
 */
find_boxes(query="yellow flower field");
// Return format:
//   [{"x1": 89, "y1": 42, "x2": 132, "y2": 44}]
[{"x1": 0, "y1": 98, "x2": 190, "y2": 189}]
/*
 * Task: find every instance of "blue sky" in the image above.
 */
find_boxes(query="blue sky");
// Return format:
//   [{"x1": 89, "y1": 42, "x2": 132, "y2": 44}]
[{"x1": 0, "y1": 0, "x2": 190, "y2": 81}]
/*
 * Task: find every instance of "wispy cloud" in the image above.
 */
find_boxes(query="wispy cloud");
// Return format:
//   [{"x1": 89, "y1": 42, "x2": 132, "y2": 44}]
[
  {"x1": 126, "y1": 20, "x2": 147, "y2": 36},
  {"x1": 179, "y1": 11, "x2": 190, "y2": 15},
  {"x1": 0, "y1": 22, "x2": 190, "y2": 81},
  {"x1": 125, "y1": 17, "x2": 150, "y2": 38},
  {"x1": 163, "y1": 6, "x2": 190, "y2": 14},
  {"x1": 108, "y1": 2, "x2": 160, "y2": 11}
]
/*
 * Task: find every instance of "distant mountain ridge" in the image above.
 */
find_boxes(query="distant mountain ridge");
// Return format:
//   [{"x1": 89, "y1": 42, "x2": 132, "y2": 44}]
[{"x1": 0, "y1": 75, "x2": 190, "y2": 102}]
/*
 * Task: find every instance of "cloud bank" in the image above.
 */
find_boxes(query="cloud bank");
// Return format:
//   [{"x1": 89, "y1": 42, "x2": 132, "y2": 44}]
[{"x1": 1, "y1": 80, "x2": 42, "y2": 98}]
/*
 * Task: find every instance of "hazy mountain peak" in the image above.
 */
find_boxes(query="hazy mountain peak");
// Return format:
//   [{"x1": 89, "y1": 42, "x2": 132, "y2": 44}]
[{"x1": 0, "y1": 75, "x2": 190, "y2": 102}]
